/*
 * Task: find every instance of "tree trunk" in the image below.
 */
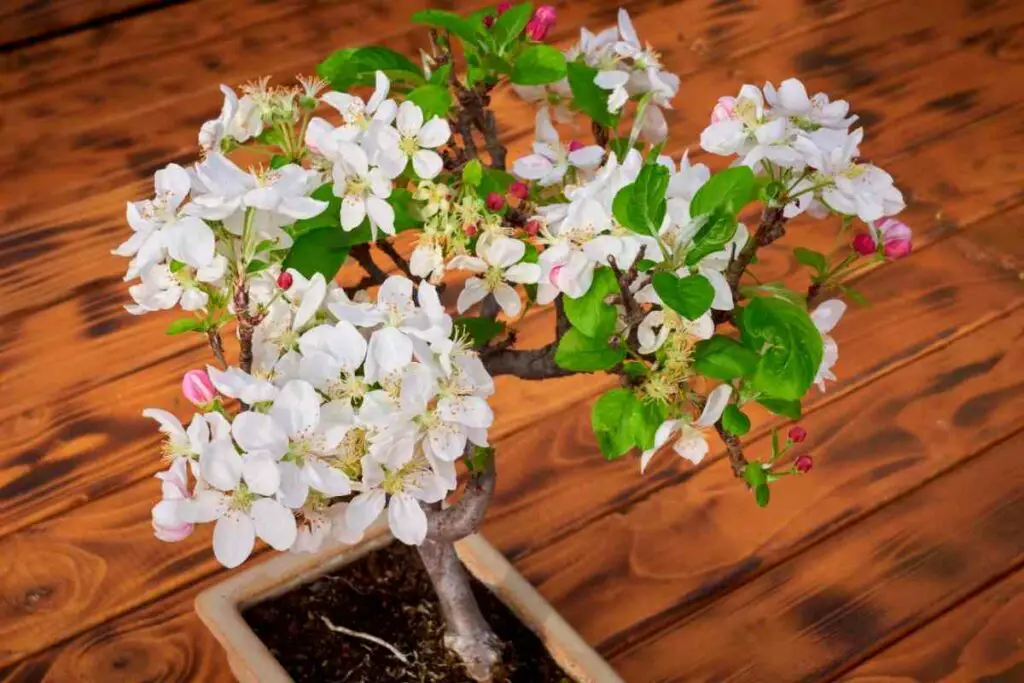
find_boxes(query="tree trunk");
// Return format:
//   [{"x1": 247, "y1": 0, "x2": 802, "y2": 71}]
[{"x1": 417, "y1": 537, "x2": 502, "y2": 681}]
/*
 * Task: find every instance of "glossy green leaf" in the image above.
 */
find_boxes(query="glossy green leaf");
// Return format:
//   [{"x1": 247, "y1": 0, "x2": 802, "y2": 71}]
[
  {"x1": 492, "y1": 3, "x2": 533, "y2": 52},
  {"x1": 591, "y1": 388, "x2": 640, "y2": 459},
  {"x1": 555, "y1": 328, "x2": 625, "y2": 371},
  {"x1": 739, "y1": 297, "x2": 824, "y2": 400},
  {"x1": 563, "y1": 267, "x2": 620, "y2": 339},
  {"x1": 652, "y1": 272, "x2": 715, "y2": 320},
  {"x1": 511, "y1": 44, "x2": 567, "y2": 84},
  {"x1": 721, "y1": 404, "x2": 751, "y2": 436},
  {"x1": 166, "y1": 318, "x2": 203, "y2": 335},
  {"x1": 454, "y1": 316, "x2": 506, "y2": 347},
  {"x1": 317, "y1": 46, "x2": 424, "y2": 90},
  {"x1": 689, "y1": 166, "x2": 756, "y2": 218},
  {"x1": 282, "y1": 228, "x2": 351, "y2": 280},
  {"x1": 566, "y1": 61, "x2": 617, "y2": 127},
  {"x1": 693, "y1": 335, "x2": 760, "y2": 380},
  {"x1": 406, "y1": 84, "x2": 453, "y2": 119},
  {"x1": 412, "y1": 9, "x2": 482, "y2": 45},
  {"x1": 757, "y1": 397, "x2": 802, "y2": 420}
]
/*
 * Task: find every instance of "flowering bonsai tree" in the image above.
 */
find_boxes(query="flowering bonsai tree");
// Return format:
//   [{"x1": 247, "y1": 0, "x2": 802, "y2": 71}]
[{"x1": 116, "y1": 4, "x2": 910, "y2": 679}]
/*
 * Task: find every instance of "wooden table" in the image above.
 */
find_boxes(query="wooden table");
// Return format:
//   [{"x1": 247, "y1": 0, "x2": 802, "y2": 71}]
[{"x1": 1, "y1": 1, "x2": 1022, "y2": 680}]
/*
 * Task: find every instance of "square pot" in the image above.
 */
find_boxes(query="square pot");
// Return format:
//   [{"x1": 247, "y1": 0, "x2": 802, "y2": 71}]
[{"x1": 195, "y1": 521, "x2": 624, "y2": 682}]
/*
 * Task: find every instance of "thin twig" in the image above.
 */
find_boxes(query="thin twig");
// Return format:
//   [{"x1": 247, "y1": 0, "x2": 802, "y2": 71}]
[
  {"x1": 350, "y1": 244, "x2": 388, "y2": 285},
  {"x1": 206, "y1": 329, "x2": 227, "y2": 368},
  {"x1": 377, "y1": 239, "x2": 415, "y2": 280},
  {"x1": 319, "y1": 615, "x2": 411, "y2": 664}
]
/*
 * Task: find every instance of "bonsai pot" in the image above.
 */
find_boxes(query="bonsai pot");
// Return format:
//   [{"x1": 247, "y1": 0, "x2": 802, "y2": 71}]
[{"x1": 195, "y1": 521, "x2": 624, "y2": 682}]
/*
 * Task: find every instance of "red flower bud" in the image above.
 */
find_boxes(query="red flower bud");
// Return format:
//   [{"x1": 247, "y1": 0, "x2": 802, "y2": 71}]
[
  {"x1": 852, "y1": 233, "x2": 877, "y2": 256},
  {"x1": 509, "y1": 181, "x2": 529, "y2": 200},
  {"x1": 567, "y1": 139, "x2": 585, "y2": 152},
  {"x1": 277, "y1": 271, "x2": 294, "y2": 290},
  {"x1": 464, "y1": 223, "x2": 479, "y2": 237},
  {"x1": 794, "y1": 455, "x2": 814, "y2": 473},
  {"x1": 482, "y1": 14, "x2": 495, "y2": 28},
  {"x1": 788, "y1": 425, "x2": 807, "y2": 443},
  {"x1": 486, "y1": 192, "x2": 505, "y2": 211},
  {"x1": 525, "y1": 219, "x2": 541, "y2": 236},
  {"x1": 496, "y1": 0, "x2": 512, "y2": 14}
]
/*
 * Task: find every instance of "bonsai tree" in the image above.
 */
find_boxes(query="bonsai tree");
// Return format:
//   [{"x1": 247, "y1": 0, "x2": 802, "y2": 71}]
[{"x1": 117, "y1": 4, "x2": 910, "y2": 680}]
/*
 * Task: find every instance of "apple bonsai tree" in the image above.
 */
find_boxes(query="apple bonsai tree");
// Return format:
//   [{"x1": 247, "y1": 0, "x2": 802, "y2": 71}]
[{"x1": 116, "y1": 4, "x2": 910, "y2": 680}]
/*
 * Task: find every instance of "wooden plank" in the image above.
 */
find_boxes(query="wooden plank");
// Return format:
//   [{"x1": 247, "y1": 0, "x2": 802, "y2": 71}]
[
  {"x1": 0, "y1": 575, "x2": 235, "y2": 683},
  {"x1": 0, "y1": 204, "x2": 1020, "y2": 668},
  {"x1": 0, "y1": 0, "x2": 158, "y2": 49},
  {"x1": 607, "y1": 429, "x2": 1024, "y2": 682},
  {"x1": 511, "y1": 263, "x2": 1024, "y2": 655},
  {"x1": 840, "y1": 567, "x2": 1024, "y2": 682}
]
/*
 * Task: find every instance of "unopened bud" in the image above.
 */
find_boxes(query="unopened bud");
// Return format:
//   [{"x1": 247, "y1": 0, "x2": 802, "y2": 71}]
[
  {"x1": 525, "y1": 219, "x2": 542, "y2": 237},
  {"x1": 483, "y1": 14, "x2": 495, "y2": 28},
  {"x1": 883, "y1": 239, "x2": 912, "y2": 260},
  {"x1": 509, "y1": 181, "x2": 529, "y2": 200},
  {"x1": 486, "y1": 192, "x2": 505, "y2": 211},
  {"x1": 567, "y1": 139, "x2": 585, "y2": 152},
  {"x1": 794, "y1": 454, "x2": 813, "y2": 473},
  {"x1": 525, "y1": 5, "x2": 556, "y2": 41},
  {"x1": 788, "y1": 425, "x2": 808, "y2": 443},
  {"x1": 465, "y1": 223, "x2": 479, "y2": 237},
  {"x1": 182, "y1": 369, "x2": 217, "y2": 407},
  {"x1": 497, "y1": 0, "x2": 512, "y2": 14},
  {"x1": 277, "y1": 271, "x2": 294, "y2": 290},
  {"x1": 852, "y1": 233, "x2": 877, "y2": 256}
]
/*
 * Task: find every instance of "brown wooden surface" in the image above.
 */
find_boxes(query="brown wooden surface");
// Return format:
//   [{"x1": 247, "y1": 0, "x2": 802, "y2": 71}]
[{"x1": 1, "y1": 0, "x2": 1022, "y2": 681}]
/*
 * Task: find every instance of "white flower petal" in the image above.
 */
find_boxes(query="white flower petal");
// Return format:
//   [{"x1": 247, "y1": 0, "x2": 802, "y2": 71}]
[
  {"x1": 213, "y1": 511, "x2": 256, "y2": 568},
  {"x1": 388, "y1": 493, "x2": 428, "y2": 545},
  {"x1": 242, "y1": 452, "x2": 282, "y2": 496},
  {"x1": 250, "y1": 498, "x2": 297, "y2": 551},
  {"x1": 270, "y1": 380, "x2": 321, "y2": 439},
  {"x1": 346, "y1": 489, "x2": 386, "y2": 532},
  {"x1": 232, "y1": 411, "x2": 289, "y2": 459}
]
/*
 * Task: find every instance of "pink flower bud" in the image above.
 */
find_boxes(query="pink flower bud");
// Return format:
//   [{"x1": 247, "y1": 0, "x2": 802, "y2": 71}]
[
  {"x1": 277, "y1": 271, "x2": 294, "y2": 290},
  {"x1": 525, "y1": 5, "x2": 556, "y2": 41},
  {"x1": 788, "y1": 425, "x2": 808, "y2": 443},
  {"x1": 483, "y1": 14, "x2": 495, "y2": 28},
  {"x1": 852, "y1": 233, "x2": 877, "y2": 256},
  {"x1": 871, "y1": 217, "x2": 913, "y2": 261},
  {"x1": 486, "y1": 192, "x2": 505, "y2": 211},
  {"x1": 464, "y1": 223, "x2": 479, "y2": 237},
  {"x1": 497, "y1": 0, "x2": 512, "y2": 14},
  {"x1": 883, "y1": 238, "x2": 912, "y2": 260},
  {"x1": 525, "y1": 219, "x2": 542, "y2": 237},
  {"x1": 567, "y1": 139, "x2": 585, "y2": 152},
  {"x1": 794, "y1": 455, "x2": 814, "y2": 473},
  {"x1": 182, "y1": 369, "x2": 217, "y2": 407},
  {"x1": 711, "y1": 96, "x2": 737, "y2": 124},
  {"x1": 509, "y1": 181, "x2": 529, "y2": 200}
]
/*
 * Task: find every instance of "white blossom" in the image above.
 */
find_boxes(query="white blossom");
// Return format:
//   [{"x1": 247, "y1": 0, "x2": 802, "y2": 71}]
[
  {"x1": 449, "y1": 237, "x2": 541, "y2": 318},
  {"x1": 640, "y1": 384, "x2": 732, "y2": 472}
]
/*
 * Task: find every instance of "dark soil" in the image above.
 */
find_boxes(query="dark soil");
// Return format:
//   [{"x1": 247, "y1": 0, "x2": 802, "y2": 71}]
[{"x1": 244, "y1": 542, "x2": 572, "y2": 682}]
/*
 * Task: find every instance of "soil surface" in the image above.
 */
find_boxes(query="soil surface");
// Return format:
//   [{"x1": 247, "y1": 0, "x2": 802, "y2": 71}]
[{"x1": 244, "y1": 542, "x2": 572, "y2": 682}]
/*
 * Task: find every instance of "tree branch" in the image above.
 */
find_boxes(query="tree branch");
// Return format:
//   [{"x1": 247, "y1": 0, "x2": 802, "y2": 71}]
[
  {"x1": 377, "y1": 239, "x2": 415, "y2": 280},
  {"x1": 206, "y1": 329, "x2": 227, "y2": 368},
  {"x1": 424, "y1": 456, "x2": 496, "y2": 543},
  {"x1": 715, "y1": 423, "x2": 750, "y2": 478},
  {"x1": 713, "y1": 205, "x2": 788, "y2": 325}
]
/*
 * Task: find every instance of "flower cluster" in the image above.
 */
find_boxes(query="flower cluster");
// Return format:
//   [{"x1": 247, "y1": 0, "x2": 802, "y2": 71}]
[
  {"x1": 701, "y1": 78, "x2": 904, "y2": 223},
  {"x1": 148, "y1": 276, "x2": 494, "y2": 567}
]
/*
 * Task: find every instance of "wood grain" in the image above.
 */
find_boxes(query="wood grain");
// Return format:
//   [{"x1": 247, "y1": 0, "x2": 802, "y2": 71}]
[
  {"x1": 0, "y1": 0, "x2": 157, "y2": 48},
  {"x1": 840, "y1": 566, "x2": 1024, "y2": 682},
  {"x1": 515, "y1": 279, "x2": 1024, "y2": 657},
  {"x1": 608, "y1": 428, "x2": 1024, "y2": 682}
]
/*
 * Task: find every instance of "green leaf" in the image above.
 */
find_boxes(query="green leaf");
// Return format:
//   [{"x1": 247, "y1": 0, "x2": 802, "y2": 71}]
[
  {"x1": 685, "y1": 210, "x2": 739, "y2": 266},
  {"x1": 636, "y1": 258, "x2": 656, "y2": 272},
  {"x1": 608, "y1": 137, "x2": 635, "y2": 162},
  {"x1": 406, "y1": 84, "x2": 453, "y2": 119},
  {"x1": 612, "y1": 163, "x2": 669, "y2": 237},
  {"x1": 563, "y1": 267, "x2": 620, "y2": 339},
  {"x1": 794, "y1": 247, "x2": 827, "y2": 275},
  {"x1": 246, "y1": 259, "x2": 271, "y2": 275},
  {"x1": 739, "y1": 282, "x2": 806, "y2": 306},
  {"x1": 721, "y1": 404, "x2": 751, "y2": 436},
  {"x1": 630, "y1": 398, "x2": 667, "y2": 450},
  {"x1": 652, "y1": 272, "x2": 715, "y2": 320},
  {"x1": 566, "y1": 61, "x2": 617, "y2": 127},
  {"x1": 317, "y1": 46, "x2": 425, "y2": 91},
  {"x1": 428, "y1": 62, "x2": 453, "y2": 86},
  {"x1": 283, "y1": 228, "x2": 351, "y2": 280},
  {"x1": 622, "y1": 360, "x2": 648, "y2": 379},
  {"x1": 411, "y1": 9, "x2": 482, "y2": 46},
  {"x1": 757, "y1": 397, "x2": 802, "y2": 420},
  {"x1": 390, "y1": 188, "x2": 424, "y2": 233},
  {"x1": 270, "y1": 154, "x2": 290, "y2": 169},
  {"x1": 739, "y1": 297, "x2": 824, "y2": 401},
  {"x1": 591, "y1": 389, "x2": 640, "y2": 459},
  {"x1": 840, "y1": 284, "x2": 871, "y2": 307},
  {"x1": 555, "y1": 328, "x2": 625, "y2": 371},
  {"x1": 755, "y1": 484, "x2": 771, "y2": 507},
  {"x1": 743, "y1": 462, "x2": 768, "y2": 488},
  {"x1": 462, "y1": 159, "x2": 483, "y2": 187},
  {"x1": 166, "y1": 318, "x2": 203, "y2": 335},
  {"x1": 511, "y1": 44, "x2": 567, "y2": 85},
  {"x1": 478, "y1": 168, "x2": 515, "y2": 197},
  {"x1": 693, "y1": 335, "x2": 760, "y2": 380},
  {"x1": 454, "y1": 316, "x2": 506, "y2": 347},
  {"x1": 689, "y1": 166, "x2": 757, "y2": 218},
  {"x1": 492, "y1": 3, "x2": 533, "y2": 52}
]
